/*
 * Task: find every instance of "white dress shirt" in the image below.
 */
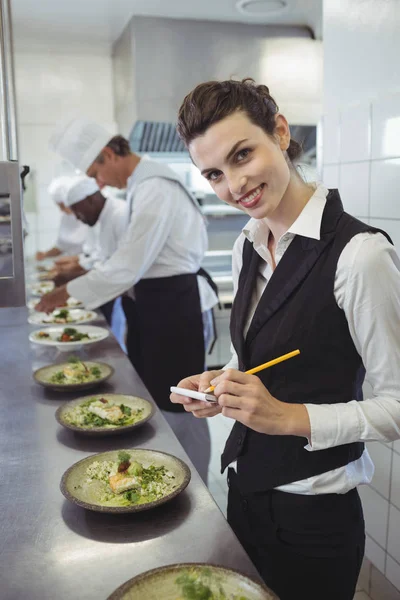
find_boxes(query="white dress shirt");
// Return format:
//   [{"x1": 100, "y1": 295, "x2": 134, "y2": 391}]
[
  {"x1": 67, "y1": 163, "x2": 209, "y2": 309},
  {"x1": 225, "y1": 183, "x2": 400, "y2": 494},
  {"x1": 56, "y1": 212, "x2": 89, "y2": 255}
]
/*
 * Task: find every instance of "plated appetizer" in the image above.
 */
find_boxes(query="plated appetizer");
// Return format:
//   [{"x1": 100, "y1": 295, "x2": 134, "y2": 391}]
[
  {"x1": 33, "y1": 357, "x2": 113, "y2": 392},
  {"x1": 29, "y1": 325, "x2": 108, "y2": 350},
  {"x1": 106, "y1": 563, "x2": 275, "y2": 600},
  {"x1": 29, "y1": 280, "x2": 55, "y2": 296},
  {"x1": 61, "y1": 448, "x2": 191, "y2": 513},
  {"x1": 56, "y1": 393, "x2": 154, "y2": 434},
  {"x1": 28, "y1": 308, "x2": 97, "y2": 326}
]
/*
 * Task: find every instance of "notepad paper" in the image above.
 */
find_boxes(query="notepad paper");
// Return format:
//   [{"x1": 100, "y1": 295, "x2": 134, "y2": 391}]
[{"x1": 170, "y1": 386, "x2": 217, "y2": 403}]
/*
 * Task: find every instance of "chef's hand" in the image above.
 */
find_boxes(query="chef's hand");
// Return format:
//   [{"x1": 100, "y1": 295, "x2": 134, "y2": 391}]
[
  {"x1": 54, "y1": 255, "x2": 79, "y2": 266},
  {"x1": 35, "y1": 251, "x2": 46, "y2": 261},
  {"x1": 170, "y1": 370, "x2": 224, "y2": 418},
  {"x1": 35, "y1": 285, "x2": 70, "y2": 313},
  {"x1": 212, "y1": 369, "x2": 311, "y2": 438}
]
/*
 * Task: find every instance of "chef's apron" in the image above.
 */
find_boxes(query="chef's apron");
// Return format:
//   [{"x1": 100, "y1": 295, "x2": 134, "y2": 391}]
[{"x1": 122, "y1": 272, "x2": 204, "y2": 412}]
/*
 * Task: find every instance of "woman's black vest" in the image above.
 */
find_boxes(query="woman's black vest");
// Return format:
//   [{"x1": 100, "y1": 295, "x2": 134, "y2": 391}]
[{"x1": 221, "y1": 190, "x2": 391, "y2": 493}]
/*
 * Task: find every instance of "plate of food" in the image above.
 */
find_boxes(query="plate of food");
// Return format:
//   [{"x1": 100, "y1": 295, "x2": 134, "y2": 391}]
[
  {"x1": 56, "y1": 393, "x2": 154, "y2": 434},
  {"x1": 29, "y1": 280, "x2": 55, "y2": 296},
  {"x1": 27, "y1": 296, "x2": 84, "y2": 311},
  {"x1": 61, "y1": 448, "x2": 191, "y2": 513},
  {"x1": 28, "y1": 308, "x2": 97, "y2": 326},
  {"x1": 29, "y1": 325, "x2": 109, "y2": 350},
  {"x1": 107, "y1": 563, "x2": 276, "y2": 600},
  {"x1": 33, "y1": 357, "x2": 114, "y2": 391}
]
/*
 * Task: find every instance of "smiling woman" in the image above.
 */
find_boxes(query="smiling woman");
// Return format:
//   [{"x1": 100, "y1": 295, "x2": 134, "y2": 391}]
[{"x1": 170, "y1": 78, "x2": 400, "y2": 600}]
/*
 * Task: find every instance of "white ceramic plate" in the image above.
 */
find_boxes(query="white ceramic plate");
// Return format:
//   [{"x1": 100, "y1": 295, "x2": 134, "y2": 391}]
[
  {"x1": 29, "y1": 325, "x2": 109, "y2": 351},
  {"x1": 28, "y1": 309, "x2": 97, "y2": 326},
  {"x1": 29, "y1": 280, "x2": 55, "y2": 297},
  {"x1": 27, "y1": 297, "x2": 84, "y2": 311}
]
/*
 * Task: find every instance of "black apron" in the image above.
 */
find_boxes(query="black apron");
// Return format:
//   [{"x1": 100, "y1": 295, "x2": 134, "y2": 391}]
[{"x1": 122, "y1": 273, "x2": 205, "y2": 412}]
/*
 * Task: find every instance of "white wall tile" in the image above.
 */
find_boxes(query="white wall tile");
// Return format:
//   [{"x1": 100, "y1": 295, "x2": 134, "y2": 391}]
[
  {"x1": 339, "y1": 162, "x2": 370, "y2": 217},
  {"x1": 369, "y1": 219, "x2": 400, "y2": 250},
  {"x1": 387, "y1": 503, "x2": 400, "y2": 563},
  {"x1": 372, "y1": 91, "x2": 400, "y2": 160},
  {"x1": 394, "y1": 440, "x2": 400, "y2": 456},
  {"x1": 365, "y1": 534, "x2": 386, "y2": 572},
  {"x1": 370, "y1": 159, "x2": 400, "y2": 219},
  {"x1": 340, "y1": 103, "x2": 371, "y2": 163},
  {"x1": 322, "y1": 164, "x2": 340, "y2": 188},
  {"x1": 15, "y1": 52, "x2": 115, "y2": 125},
  {"x1": 385, "y1": 555, "x2": 400, "y2": 592},
  {"x1": 391, "y1": 452, "x2": 400, "y2": 511},
  {"x1": 367, "y1": 442, "x2": 392, "y2": 500},
  {"x1": 359, "y1": 485, "x2": 389, "y2": 548},
  {"x1": 322, "y1": 111, "x2": 340, "y2": 164}
]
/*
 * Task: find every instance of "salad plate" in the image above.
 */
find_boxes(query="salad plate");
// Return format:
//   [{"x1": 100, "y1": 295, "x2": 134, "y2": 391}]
[
  {"x1": 61, "y1": 448, "x2": 191, "y2": 513},
  {"x1": 28, "y1": 308, "x2": 97, "y2": 326},
  {"x1": 56, "y1": 393, "x2": 154, "y2": 434},
  {"x1": 33, "y1": 358, "x2": 113, "y2": 392},
  {"x1": 107, "y1": 563, "x2": 276, "y2": 600},
  {"x1": 29, "y1": 325, "x2": 109, "y2": 351}
]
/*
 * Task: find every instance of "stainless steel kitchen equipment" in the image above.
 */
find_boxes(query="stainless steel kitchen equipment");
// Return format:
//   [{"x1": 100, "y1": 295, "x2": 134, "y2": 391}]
[{"x1": 0, "y1": 0, "x2": 25, "y2": 306}]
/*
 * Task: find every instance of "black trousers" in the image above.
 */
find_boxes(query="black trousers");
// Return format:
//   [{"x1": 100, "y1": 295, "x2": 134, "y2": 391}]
[
  {"x1": 227, "y1": 468, "x2": 365, "y2": 600},
  {"x1": 122, "y1": 274, "x2": 205, "y2": 412}
]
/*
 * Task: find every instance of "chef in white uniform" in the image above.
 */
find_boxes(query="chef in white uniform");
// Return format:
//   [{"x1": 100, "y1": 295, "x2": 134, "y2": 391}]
[
  {"x1": 35, "y1": 176, "x2": 89, "y2": 261},
  {"x1": 36, "y1": 118, "x2": 217, "y2": 484},
  {"x1": 38, "y1": 174, "x2": 127, "y2": 325}
]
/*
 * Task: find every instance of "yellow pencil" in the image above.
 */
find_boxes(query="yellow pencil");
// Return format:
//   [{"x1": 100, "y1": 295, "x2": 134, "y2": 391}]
[{"x1": 204, "y1": 349, "x2": 301, "y2": 393}]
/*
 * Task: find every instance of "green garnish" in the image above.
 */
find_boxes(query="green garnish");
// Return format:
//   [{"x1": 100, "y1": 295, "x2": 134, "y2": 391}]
[
  {"x1": 67, "y1": 355, "x2": 80, "y2": 364},
  {"x1": 54, "y1": 309, "x2": 69, "y2": 319},
  {"x1": 120, "y1": 404, "x2": 132, "y2": 416},
  {"x1": 91, "y1": 366, "x2": 101, "y2": 378},
  {"x1": 118, "y1": 451, "x2": 131, "y2": 464}
]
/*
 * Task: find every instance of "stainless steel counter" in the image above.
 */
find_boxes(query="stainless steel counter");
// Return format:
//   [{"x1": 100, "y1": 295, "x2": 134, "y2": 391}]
[{"x1": 0, "y1": 307, "x2": 261, "y2": 600}]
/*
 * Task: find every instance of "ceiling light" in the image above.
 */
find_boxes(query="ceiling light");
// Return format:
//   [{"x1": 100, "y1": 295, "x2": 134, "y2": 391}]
[{"x1": 236, "y1": 0, "x2": 288, "y2": 16}]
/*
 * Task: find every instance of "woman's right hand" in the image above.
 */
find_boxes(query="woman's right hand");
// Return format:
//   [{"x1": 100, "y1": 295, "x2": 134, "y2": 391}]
[{"x1": 170, "y1": 369, "x2": 224, "y2": 418}]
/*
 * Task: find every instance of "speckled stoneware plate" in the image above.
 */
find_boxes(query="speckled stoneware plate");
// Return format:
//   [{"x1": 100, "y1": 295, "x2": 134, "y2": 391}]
[
  {"x1": 55, "y1": 393, "x2": 154, "y2": 435},
  {"x1": 107, "y1": 563, "x2": 278, "y2": 600},
  {"x1": 33, "y1": 361, "x2": 114, "y2": 392},
  {"x1": 60, "y1": 449, "x2": 191, "y2": 514}
]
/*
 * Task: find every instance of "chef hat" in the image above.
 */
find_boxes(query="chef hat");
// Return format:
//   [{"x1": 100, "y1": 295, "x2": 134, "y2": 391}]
[
  {"x1": 48, "y1": 176, "x2": 73, "y2": 206},
  {"x1": 49, "y1": 117, "x2": 112, "y2": 173},
  {"x1": 64, "y1": 175, "x2": 100, "y2": 207}
]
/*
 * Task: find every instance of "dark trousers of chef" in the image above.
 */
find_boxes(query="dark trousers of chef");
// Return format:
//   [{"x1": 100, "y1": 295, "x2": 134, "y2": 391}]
[
  {"x1": 227, "y1": 468, "x2": 365, "y2": 600},
  {"x1": 122, "y1": 273, "x2": 210, "y2": 482}
]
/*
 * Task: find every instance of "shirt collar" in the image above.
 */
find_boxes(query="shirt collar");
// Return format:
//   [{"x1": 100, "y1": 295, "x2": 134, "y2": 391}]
[
  {"x1": 243, "y1": 183, "x2": 329, "y2": 245},
  {"x1": 127, "y1": 154, "x2": 151, "y2": 191}
]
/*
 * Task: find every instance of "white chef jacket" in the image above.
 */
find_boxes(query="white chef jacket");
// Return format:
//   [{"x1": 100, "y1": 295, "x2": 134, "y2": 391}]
[
  {"x1": 67, "y1": 161, "x2": 210, "y2": 309},
  {"x1": 78, "y1": 196, "x2": 128, "y2": 271},
  {"x1": 55, "y1": 212, "x2": 89, "y2": 255},
  {"x1": 225, "y1": 183, "x2": 400, "y2": 495}
]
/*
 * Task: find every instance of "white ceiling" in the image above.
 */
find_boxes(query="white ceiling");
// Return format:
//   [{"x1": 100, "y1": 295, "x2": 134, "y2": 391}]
[{"x1": 11, "y1": 0, "x2": 322, "y2": 50}]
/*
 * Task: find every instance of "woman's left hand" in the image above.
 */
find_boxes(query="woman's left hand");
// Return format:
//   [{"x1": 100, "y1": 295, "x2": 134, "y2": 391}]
[{"x1": 211, "y1": 369, "x2": 311, "y2": 438}]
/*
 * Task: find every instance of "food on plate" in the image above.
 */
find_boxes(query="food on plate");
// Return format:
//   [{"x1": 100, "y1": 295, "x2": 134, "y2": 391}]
[
  {"x1": 63, "y1": 395, "x2": 144, "y2": 428},
  {"x1": 28, "y1": 297, "x2": 83, "y2": 311},
  {"x1": 38, "y1": 309, "x2": 93, "y2": 324},
  {"x1": 57, "y1": 327, "x2": 91, "y2": 342},
  {"x1": 49, "y1": 357, "x2": 102, "y2": 385},
  {"x1": 36, "y1": 331, "x2": 50, "y2": 338},
  {"x1": 174, "y1": 568, "x2": 251, "y2": 600},
  {"x1": 30, "y1": 281, "x2": 55, "y2": 295},
  {"x1": 79, "y1": 450, "x2": 178, "y2": 507}
]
